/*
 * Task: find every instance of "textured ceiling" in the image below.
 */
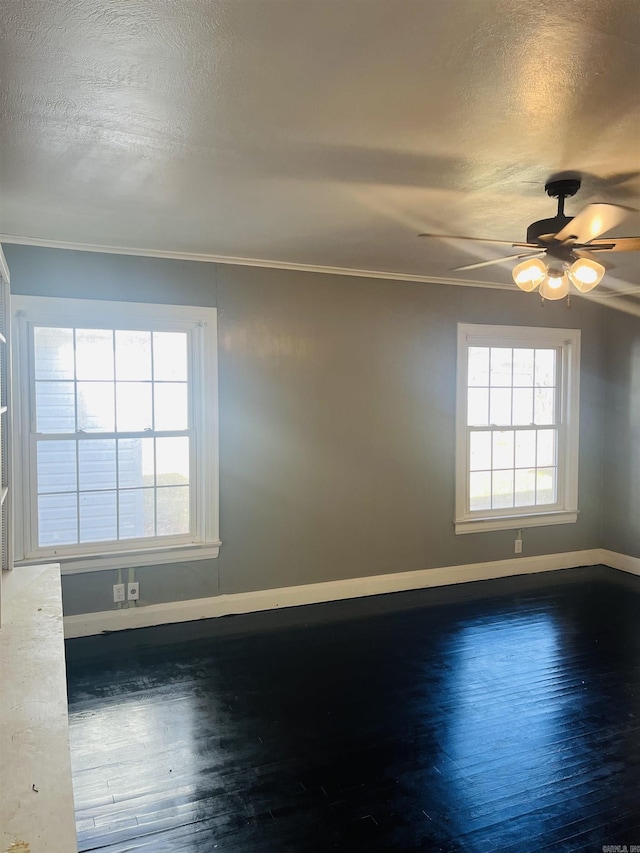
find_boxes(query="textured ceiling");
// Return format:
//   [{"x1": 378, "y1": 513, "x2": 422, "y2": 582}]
[{"x1": 1, "y1": 0, "x2": 639, "y2": 300}]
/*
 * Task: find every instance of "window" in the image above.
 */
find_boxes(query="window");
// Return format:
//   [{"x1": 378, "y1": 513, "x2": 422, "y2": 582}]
[
  {"x1": 455, "y1": 324, "x2": 580, "y2": 534},
  {"x1": 12, "y1": 297, "x2": 220, "y2": 571}
]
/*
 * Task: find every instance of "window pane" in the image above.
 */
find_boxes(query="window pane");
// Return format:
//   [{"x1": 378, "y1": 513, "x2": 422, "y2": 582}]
[
  {"x1": 515, "y1": 430, "x2": 536, "y2": 468},
  {"x1": 536, "y1": 468, "x2": 557, "y2": 505},
  {"x1": 534, "y1": 349, "x2": 556, "y2": 387},
  {"x1": 493, "y1": 431, "x2": 514, "y2": 469},
  {"x1": 115, "y1": 331, "x2": 152, "y2": 381},
  {"x1": 37, "y1": 441, "x2": 77, "y2": 494},
  {"x1": 469, "y1": 431, "x2": 491, "y2": 472},
  {"x1": 116, "y1": 383, "x2": 153, "y2": 432},
  {"x1": 490, "y1": 348, "x2": 512, "y2": 387},
  {"x1": 512, "y1": 388, "x2": 533, "y2": 425},
  {"x1": 153, "y1": 332, "x2": 188, "y2": 381},
  {"x1": 514, "y1": 468, "x2": 536, "y2": 507},
  {"x1": 118, "y1": 438, "x2": 154, "y2": 488},
  {"x1": 38, "y1": 493, "x2": 77, "y2": 546},
  {"x1": 34, "y1": 327, "x2": 74, "y2": 380},
  {"x1": 490, "y1": 388, "x2": 512, "y2": 425},
  {"x1": 156, "y1": 437, "x2": 190, "y2": 485},
  {"x1": 75, "y1": 330, "x2": 114, "y2": 380},
  {"x1": 36, "y1": 381, "x2": 76, "y2": 433},
  {"x1": 156, "y1": 486, "x2": 190, "y2": 535},
  {"x1": 78, "y1": 439, "x2": 116, "y2": 491},
  {"x1": 154, "y1": 383, "x2": 188, "y2": 430},
  {"x1": 79, "y1": 491, "x2": 117, "y2": 542},
  {"x1": 492, "y1": 469, "x2": 514, "y2": 508},
  {"x1": 536, "y1": 429, "x2": 556, "y2": 468},
  {"x1": 77, "y1": 382, "x2": 115, "y2": 432},
  {"x1": 468, "y1": 347, "x2": 489, "y2": 387},
  {"x1": 119, "y1": 488, "x2": 155, "y2": 539},
  {"x1": 469, "y1": 471, "x2": 491, "y2": 511},
  {"x1": 467, "y1": 388, "x2": 488, "y2": 426},
  {"x1": 534, "y1": 388, "x2": 555, "y2": 425},
  {"x1": 513, "y1": 348, "x2": 534, "y2": 386}
]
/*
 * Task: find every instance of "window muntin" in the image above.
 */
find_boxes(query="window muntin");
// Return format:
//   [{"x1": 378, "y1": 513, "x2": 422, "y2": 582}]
[
  {"x1": 13, "y1": 297, "x2": 220, "y2": 570},
  {"x1": 456, "y1": 325, "x2": 580, "y2": 534}
]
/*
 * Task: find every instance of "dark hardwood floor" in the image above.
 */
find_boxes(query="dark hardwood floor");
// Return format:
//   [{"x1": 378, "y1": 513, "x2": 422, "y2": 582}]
[{"x1": 65, "y1": 566, "x2": 640, "y2": 852}]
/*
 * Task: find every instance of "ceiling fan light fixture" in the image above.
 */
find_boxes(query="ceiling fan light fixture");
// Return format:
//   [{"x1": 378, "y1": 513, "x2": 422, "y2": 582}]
[
  {"x1": 419, "y1": 176, "x2": 639, "y2": 302},
  {"x1": 539, "y1": 271, "x2": 570, "y2": 300},
  {"x1": 567, "y1": 257, "x2": 606, "y2": 293},
  {"x1": 512, "y1": 257, "x2": 547, "y2": 291}
]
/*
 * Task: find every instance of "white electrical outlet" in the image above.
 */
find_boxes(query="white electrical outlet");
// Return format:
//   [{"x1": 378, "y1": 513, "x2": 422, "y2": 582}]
[
  {"x1": 127, "y1": 582, "x2": 140, "y2": 601},
  {"x1": 515, "y1": 532, "x2": 523, "y2": 554},
  {"x1": 113, "y1": 583, "x2": 125, "y2": 602}
]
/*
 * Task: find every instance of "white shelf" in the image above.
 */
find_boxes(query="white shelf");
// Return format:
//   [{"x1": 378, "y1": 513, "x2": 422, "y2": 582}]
[{"x1": 0, "y1": 563, "x2": 78, "y2": 853}]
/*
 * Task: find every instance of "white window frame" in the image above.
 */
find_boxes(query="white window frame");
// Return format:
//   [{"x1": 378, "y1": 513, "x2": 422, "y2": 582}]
[
  {"x1": 11, "y1": 296, "x2": 220, "y2": 573},
  {"x1": 0, "y1": 247, "x2": 12, "y2": 584},
  {"x1": 455, "y1": 323, "x2": 580, "y2": 535}
]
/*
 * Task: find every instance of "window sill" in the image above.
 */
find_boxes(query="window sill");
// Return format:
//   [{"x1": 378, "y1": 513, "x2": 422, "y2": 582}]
[
  {"x1": 15, "y1": 541, "x2": 222, "y2": 574},
  {"x1": 454, "y1": 511, "x2": 578, "y2": 535}
]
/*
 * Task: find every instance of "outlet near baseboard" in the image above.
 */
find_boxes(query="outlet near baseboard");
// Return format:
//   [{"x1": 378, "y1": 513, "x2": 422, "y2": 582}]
[{"x1": 515, "y1": 530, "x2": 523, "y2": 554}]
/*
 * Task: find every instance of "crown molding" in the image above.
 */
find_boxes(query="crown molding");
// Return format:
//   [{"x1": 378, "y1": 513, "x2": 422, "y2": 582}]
[
  {"x1": 0, "y1": 233, "x2": 515, "y2": 291},
  {"x1": 4, "y1": 234, "x2": 637, "y2": 305}
]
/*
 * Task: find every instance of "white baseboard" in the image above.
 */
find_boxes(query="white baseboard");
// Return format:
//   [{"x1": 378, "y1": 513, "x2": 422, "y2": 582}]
[
  {"x1": 64, "y1": 548, "x2": 608, "y2": 639},
  {"x1": 599, "y1": 549, "x2": 640, "y2": 576}
]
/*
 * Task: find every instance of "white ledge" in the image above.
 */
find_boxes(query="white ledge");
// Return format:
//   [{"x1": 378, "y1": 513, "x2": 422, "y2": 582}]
[
  {"x1": 0, "y1": 564, "x2": 78, "y2": 853},
  {"x1": 17, "y1": 541, "x2": 222, "y2": 574},
  {"x1": 455, "y1": 510, "x2": 578, "y2": 535}
]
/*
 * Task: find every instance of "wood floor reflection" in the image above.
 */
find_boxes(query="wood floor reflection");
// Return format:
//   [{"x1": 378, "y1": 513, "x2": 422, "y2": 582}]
[{"x1": 65, "y1": 566, "x2": 640, "y2": 852}]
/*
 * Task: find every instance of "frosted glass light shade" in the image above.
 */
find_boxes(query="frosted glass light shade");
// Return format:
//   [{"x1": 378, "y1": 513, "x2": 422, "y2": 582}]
[
  {"x1": 539, "y1": 272, "x2": 570, "y2": 300},
  {"x1": 568, "y1": 258, "x2": 605, "y2": 293},
  {"x1": 512, "y1": 258, "x2": 547, "y2": 291}
]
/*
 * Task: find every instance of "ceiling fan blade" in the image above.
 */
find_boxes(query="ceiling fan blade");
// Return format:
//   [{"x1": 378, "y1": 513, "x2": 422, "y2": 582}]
[
  {"x1": 418, "y1": 233, "x2": 520, "y2": 246},
  {"x1": 554, "y1": 204, "x2": 634, "y2": 243},
  {"x1": 452, "y1": 252, "x2": 544, "y2": 272},
  {"x1": 585, "y1": 236, "x2": 640, "y2": 253}
]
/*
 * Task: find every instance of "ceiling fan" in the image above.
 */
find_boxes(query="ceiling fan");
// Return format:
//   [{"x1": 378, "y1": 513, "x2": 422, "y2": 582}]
[{"x1": 419, "y1": 178, "x2": 640, "y2": 300}]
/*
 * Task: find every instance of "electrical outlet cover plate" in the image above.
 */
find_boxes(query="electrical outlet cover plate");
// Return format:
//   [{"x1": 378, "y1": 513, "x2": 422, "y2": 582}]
[
  {"x1": 113, "y1": 583, "x2": 125, "y2": 602},
  {"x1": 127, "y1": 582, "x2": 140, "y2": 601}
]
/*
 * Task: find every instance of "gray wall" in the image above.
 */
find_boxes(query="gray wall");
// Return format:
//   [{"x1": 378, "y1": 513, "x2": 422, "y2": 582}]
[
  {"x1": 3, "y1": 246, "x2": 218, "y2": 307},
  {"x1": 4, "y1": 245, "x2": 612, "y2": 616},
  {"x1": 603, "y1": 308, "x2": 640, "y2": 557}
]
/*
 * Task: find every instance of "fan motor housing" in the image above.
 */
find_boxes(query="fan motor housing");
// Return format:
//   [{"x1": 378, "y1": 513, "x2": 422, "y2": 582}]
[{"x1": 527, "y1": 216, "x2": 572, "y2": 245}]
